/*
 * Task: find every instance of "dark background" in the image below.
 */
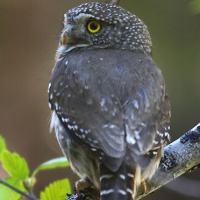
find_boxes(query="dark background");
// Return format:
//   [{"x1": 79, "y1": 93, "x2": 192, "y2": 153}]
[{"x1": 0, "y1": 0, "x2": 200, "y2": 199}]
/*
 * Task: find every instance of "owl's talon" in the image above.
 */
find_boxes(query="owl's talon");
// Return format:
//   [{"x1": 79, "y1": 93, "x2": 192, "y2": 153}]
[
  {"x1": 75, "y1": 178, "x2": 93, "y2": 196},
  {"x1": 66, "y1": 193, "x2": 78, "y2": 200},
  {"x1": 66, "y1": 193, "x2": 71, "y2": 197},
  {"x1": 140, "y1": 181, "x2": 147, "y2": 195},
  {"x1": 67, "y1": 186, "x2": 98, "y2": 200}
]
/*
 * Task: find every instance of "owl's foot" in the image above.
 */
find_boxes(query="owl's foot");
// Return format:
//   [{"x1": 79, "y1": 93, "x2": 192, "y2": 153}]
[
  {"x1": 75, "y1": 178, "x2": 93, "y2": 196},
  {"x1": 66, "y1": 178, "x2": 99, "y2": 200},
  {"x1": 140, "y1": 181, "x2": 147, "y2": 195}
]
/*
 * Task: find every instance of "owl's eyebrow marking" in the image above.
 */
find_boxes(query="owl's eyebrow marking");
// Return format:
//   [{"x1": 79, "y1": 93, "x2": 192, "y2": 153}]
[{"x1": 73, "y1": 13, "x2": 94, "y2": 21}]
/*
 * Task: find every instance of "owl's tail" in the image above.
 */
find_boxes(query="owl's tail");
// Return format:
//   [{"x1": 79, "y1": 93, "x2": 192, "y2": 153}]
[{"x1": 100, "y1": 162, "x2": 139, "y2": 200}]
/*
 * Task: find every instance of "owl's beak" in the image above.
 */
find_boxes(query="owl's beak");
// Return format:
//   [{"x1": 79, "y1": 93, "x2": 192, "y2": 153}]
[
  {"x1": 61, "y1": 24, "x2": 73, "y2": 46},
  {"x1": 61, "y1": 31, "x2": 67, "y2": 46}
]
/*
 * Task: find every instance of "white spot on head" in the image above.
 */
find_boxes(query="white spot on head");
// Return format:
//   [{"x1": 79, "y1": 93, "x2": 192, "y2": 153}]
[
  {"x1": 48, "y1": 83, "x2": 51, "y2": 93},
  {"x1": 67, "y1": 124, "x2": 74, "y2": 130},
  {"x1": 49, "y1": 93, "x2": 53, "y2": 100},
  {"x1": 62, "y1": 118, "x2": 69, "y2": 122},
  {"x1": 65, "y1": 60, "x2": 68, "y2": 65},
  {"x1": 82, "y1": 134, "x2": 85, "y2": 139},
  {"x1": 74, "y1": 125, "x2": 78, "y2": 130}
]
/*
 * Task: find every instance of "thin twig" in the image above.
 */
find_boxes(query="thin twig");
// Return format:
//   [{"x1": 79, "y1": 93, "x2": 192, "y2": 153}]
[
  {"x1": 0, "y1": 179, "x2": 38, "y2": 200},
  {"x1": 110, "y1": 0, "x2": 120, "y2": 5}
]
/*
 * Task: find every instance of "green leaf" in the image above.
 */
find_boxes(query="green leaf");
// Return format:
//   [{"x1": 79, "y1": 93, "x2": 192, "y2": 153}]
[
  {"x1": 40, "y1": 179, "x2": 71, "y2": 200},
  {"x1": 189, "y1": 0, "x2": 200, "y2": 14},
  {"x1": 32, "y1": 157, "x2": 69, "y2": 178},
  {"x1": 0, "y1": 177, "x2": 25, "y2": 200},
  {"x1": 0, "y1": 135, "x2": 6, "y2": 156},
  {"x1": 1, "y1": 150, "x2": 29, "y2": 181}
]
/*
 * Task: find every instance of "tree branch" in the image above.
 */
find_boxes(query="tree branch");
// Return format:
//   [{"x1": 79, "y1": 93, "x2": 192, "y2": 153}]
[
  {"x1": 110, "y1": 0, "x2": 120, "y2": 5},
  {"x1": 136, "y1": 123, "x2": 200, "y2": 199}
]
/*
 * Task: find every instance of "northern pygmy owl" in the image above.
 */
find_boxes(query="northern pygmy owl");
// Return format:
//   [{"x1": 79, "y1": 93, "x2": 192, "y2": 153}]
[{"x1": 48, "y1": 2, "x2": 170, "y2": 200}]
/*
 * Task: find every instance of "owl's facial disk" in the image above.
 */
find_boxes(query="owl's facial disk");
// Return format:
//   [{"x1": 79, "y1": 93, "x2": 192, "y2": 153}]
[
  {"x1": 57, "y1": 14, "x2": 96, "y2": 60},
  {"x1": 61, "y1": 24, "x2": 79, "y2": 46},
  {"x1": 61, "y1": 14, "x2": 95, "y2": 47},
  {"x1": 60, "y1": 12, "x2": 120, "y2": 54}
]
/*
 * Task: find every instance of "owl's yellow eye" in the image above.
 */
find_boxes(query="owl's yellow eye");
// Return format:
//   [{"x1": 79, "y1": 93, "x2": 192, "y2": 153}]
[{"x1": 87, "y1": 20, "x2": 101, "y2": 33}]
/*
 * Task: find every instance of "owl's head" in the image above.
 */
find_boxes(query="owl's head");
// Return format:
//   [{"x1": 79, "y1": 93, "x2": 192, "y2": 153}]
[{"x1": 57, "y1": 2, "x2": 152, "y2": 59}]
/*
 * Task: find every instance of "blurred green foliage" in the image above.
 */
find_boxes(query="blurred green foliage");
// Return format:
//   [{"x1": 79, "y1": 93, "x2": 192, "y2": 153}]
[
  {"x1": 0, "y1": 135, "x2": 70, "y2": 200},
  {"x1": 189, "y1": 0, "x2": 200, "y2": 14}
]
